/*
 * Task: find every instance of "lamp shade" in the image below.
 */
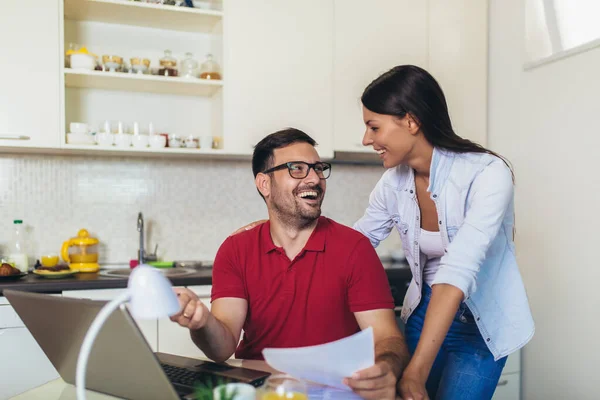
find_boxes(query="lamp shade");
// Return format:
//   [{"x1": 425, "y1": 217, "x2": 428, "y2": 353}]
[{"x1": 127, "y1": 265, "x2": 180, "y2": 319}]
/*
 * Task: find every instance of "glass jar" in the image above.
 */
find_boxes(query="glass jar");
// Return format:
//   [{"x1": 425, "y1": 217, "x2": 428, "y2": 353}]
[
  {"x1": 199, "y1": 53, "x2": 222, "y2": 80},
  {"x1": 158, "y1": 49, "x2": 178, "y2": 77},
  {"x1": 180, "y1": 52, "x2": 198, "y2": 78},
  {"x1": 65, "y1": 43, "x2": 80, "y2": 68},
  {"x1": 256, "y1": 375, "x2": 308, "y2": 400}
]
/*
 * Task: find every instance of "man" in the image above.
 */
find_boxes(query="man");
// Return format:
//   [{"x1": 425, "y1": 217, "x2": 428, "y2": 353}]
[{"x1": 171, "y1": 128, "x2": 410, "y2": 399}]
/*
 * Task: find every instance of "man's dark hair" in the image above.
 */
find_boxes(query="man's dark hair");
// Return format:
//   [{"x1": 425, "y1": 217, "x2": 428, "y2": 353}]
[{"x1": 252, "y1": 128, "x2": 317, "y2": 178}]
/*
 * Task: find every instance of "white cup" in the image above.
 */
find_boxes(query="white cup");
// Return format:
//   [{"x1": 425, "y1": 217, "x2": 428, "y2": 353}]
[
  {"x1": 184, "y1": 135, "x2": 198, "y2": 148},
  {"x1": 169, "y1": 134, "x2": 182, "y2": 148},
  {"x1": 149, "y1": 134, "x2": 167, "y2": 148},
  {"x1": 96, "y1": 132, "x2": 114, "y2": 147},
  {"x1": 200, "y1": 135, "x2": 214, "y2": 149},
  {"x1": 114, "y1": 133, "x2": 132, "y2": 148},
  {"x1": 132, "y1": 134, "x2": 149, "y2": 149},
  {"x1": 70, "y1": 122, "x2": 88, "y2": 134}
]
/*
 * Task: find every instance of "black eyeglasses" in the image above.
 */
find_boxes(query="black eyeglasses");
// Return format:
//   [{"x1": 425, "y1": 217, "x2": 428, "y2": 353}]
[{"x1": 262, "y1": 161, "x2": 332, "y2": 180}]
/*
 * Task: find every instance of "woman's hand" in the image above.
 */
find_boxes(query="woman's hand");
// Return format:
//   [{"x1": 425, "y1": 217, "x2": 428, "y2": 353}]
[
  {"x1": 230, "y1": 220, "x2": 267, "y2": 236},
  {"x1": 397, "y1": 369, "x2": 429, "y2": 400}
]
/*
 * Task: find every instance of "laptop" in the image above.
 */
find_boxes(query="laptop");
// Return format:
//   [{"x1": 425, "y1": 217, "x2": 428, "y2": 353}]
[{"x1": 4, "y1": 289, "x2": 270, "y2": 400}]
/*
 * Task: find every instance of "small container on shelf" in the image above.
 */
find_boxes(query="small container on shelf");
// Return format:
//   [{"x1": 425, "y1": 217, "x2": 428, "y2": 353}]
[
  {"x1": 212, "y1": 136, "x2": 223, "y2": 149},
  {"x1": 184, "y1": 135, "x2": 198, "y2": 148},
  {"x1": 130, "y1": 57, "x2": 151, "y2": 75},
  {"x1": 102, "y1": 55, "x2": 123, "y2": 72},
  {"x1": 199, "y1": 53, "x2": 222, "y2": 80},
  {"x1": 65, "y1": 42, "x2": 80, "y2": 68},
  {"x1": 158, "y1": 49, "x2": 178, "y2": 77},
  {"x1": 180, "y1": 52, "x2": 198, "y2": 78},
  {"x1": 69, "y1": 47, "x2": 98, "y2": 71}
]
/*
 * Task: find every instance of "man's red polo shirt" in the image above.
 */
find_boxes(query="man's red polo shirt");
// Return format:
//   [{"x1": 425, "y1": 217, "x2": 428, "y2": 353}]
[{"x1": 211, "y1": 216, "x2": 394, "y2": 360}]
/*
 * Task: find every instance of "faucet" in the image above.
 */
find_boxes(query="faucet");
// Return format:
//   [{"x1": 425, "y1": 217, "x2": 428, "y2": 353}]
[{"x1": 137, "y1": 212, "x2": 158, "y2": 264}]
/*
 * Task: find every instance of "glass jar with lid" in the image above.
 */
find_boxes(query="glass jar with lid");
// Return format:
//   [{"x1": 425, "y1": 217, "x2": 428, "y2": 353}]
[
  {"x1": 199, "y1": 53, "x2": 222, "y2": 80},
  {"x1": 158, "y1": 49, "x2": 178, "y2": 77},
  {"x1": 180, "y1": 52, "x2": 198, "y2": 78}
]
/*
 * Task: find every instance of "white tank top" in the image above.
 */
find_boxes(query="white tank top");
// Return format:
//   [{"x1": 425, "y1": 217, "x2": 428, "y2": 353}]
[{"x1": 420, "y1": 228, "x2": 445, "y2": 286}]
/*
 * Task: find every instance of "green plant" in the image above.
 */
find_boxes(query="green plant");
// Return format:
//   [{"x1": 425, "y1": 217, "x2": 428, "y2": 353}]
[{"x1": 193, "y1": 378, "x2": 239, "y2": 400}]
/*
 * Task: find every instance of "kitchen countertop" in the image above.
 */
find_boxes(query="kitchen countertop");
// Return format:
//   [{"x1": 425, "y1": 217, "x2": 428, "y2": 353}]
[{"x1": 0, "y1": 261, "x2": 411, "y2": 304}]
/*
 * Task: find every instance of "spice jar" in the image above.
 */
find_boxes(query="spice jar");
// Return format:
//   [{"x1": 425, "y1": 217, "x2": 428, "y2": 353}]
[
  {"x1": 199, "y1": 53, "x2": 222, "y2": 80},
  {"x1": 180, "y1": 52, "x2": 198, "y2": 78},
  {"x1": 158, "y1": 49, "x2": 178, "y2": 77}
]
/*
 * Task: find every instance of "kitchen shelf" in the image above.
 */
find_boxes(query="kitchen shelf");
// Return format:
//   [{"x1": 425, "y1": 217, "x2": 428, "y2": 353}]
[
  {"x1": 61, "y1": 143, "x2": 251, "y2": 159},
  {"x1": 64, "y1": 0, "x2": 223, "y2": 33},
  {"x1": 64, "y1": 68, "x2": 223, "y2": 96}
]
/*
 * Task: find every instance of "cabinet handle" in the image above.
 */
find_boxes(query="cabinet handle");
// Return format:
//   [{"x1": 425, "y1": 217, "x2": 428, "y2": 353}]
[
  {"x1": 0, "y1": 135, "x2": 31, "y2": 140},
  {"x1": 497, "y1": 379, "x2": 509, "y2": 387}
]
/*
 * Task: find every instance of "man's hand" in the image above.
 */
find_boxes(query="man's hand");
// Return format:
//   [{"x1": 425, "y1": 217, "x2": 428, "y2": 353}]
[
  {"x1": 170, "y1": 287, "x2": 209, "y2": 331},
  {"x1": 397, "y1": 371, "x2": 429, "y2": 400},
  {"x1": 344, "y1": 360, "x2": 397, "y2": 400}
]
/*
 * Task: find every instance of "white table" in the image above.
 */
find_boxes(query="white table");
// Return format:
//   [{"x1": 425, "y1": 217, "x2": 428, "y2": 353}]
[{"x1": 11, "y1": 359, "x2": 274, "y2": 400}]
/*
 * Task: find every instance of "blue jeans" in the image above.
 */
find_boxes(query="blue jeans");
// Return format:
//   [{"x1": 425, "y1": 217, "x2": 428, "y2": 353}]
[{"x1": 405, "y1": 284, "x2": 507, "y2": 400}]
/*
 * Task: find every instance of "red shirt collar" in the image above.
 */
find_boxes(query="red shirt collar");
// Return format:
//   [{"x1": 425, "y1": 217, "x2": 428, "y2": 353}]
[{"x1": 261, "y1": 216, "x2": 327, "y2": 254}]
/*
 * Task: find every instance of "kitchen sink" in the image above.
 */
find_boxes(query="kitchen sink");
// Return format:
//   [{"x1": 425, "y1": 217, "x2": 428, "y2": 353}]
[{"x1": 99, "y1": 267, "x2": 196, "y2": 278}]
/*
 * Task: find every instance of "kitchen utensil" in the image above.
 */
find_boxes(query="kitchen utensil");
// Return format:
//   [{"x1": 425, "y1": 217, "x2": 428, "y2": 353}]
[
  {"x1": 114, "y1": 134, "x2": 132, "y2": 148},
  {"x1": 0, "y1": 272, "x2": 27, "y2": 281},
  {"x1": 184, "y1": 135, "x2": 198, "y2": 148},
  {"x1": 96, "y1": 132, "x2": 114, "y2": 147},
  {"x1": 70, "y1": 122, "x2": 88, "y2": 134},
  {"x1": 41, "y1": 254, "x2": 59, "y2": 267},
  {"x1": 180, "y1": 52, "x2": 198, "y2": 78},
  {"x1": 61, "y1": 229, "x2": 99, "y2": 273},
  {"x1": 33, "y1": 269, "x2": 79, "y2": 279},
  {"x1": 149, "y1": 134, "x2": 167, "y2": 148},
  {"x1": 70, "y1": 53, "x2": 96, "y2": 70},
  {"x1": 147, "y1": 261, "x2": 174, "y2": 269},
  {"x1": 132, "y1": 135, "x2": 149, "y2": 148},
  {"x1": 199, "y1": 53, "x2": 222, "y2": 80},
  {"x1": 158, "y1": 49, "x2": 178, "y2": 77}
]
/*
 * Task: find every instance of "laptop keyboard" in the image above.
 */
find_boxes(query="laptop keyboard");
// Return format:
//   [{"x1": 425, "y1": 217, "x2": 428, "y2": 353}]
[
  {"x1": 161, "y1": 362, "x2": 236, "y2": 388},
  {"x1": 161, "y1": 363, "x2": 208, "y2": 387}
]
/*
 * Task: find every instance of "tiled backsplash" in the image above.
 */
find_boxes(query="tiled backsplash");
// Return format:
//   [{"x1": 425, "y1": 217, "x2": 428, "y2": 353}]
[{"x1": 0, "y1": 154, "x2": 401, "y2": 265}]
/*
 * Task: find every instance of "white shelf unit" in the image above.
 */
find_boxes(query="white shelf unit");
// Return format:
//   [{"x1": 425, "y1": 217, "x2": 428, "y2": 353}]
[
  {"x1": 61, "y1": 0, "x2": 224, "y2": 150},
  {"x1": 61, "y1": 143, "x2": 249, "y2": 159},
  {"x1": 64, "y1": 68, "x2": 223, "y2": 97},
  {"x1": 64, "y1": 0, "x2": 223, "y2": 33}
]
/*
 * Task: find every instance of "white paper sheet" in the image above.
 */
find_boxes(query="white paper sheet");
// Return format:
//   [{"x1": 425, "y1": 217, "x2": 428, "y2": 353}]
[{"x1": 262, "y1": 327, "x2": 374, "y2": 391}]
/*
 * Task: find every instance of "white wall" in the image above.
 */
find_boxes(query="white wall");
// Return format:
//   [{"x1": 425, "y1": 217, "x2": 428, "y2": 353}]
[{"x1": 489, "y1": 0, "x2": 599, "y2": 398}]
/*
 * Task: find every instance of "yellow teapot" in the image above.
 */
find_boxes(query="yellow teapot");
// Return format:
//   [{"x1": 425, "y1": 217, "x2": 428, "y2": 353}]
[{"x1": 61, "y1": 229, "x2": 100, "y2": 273}]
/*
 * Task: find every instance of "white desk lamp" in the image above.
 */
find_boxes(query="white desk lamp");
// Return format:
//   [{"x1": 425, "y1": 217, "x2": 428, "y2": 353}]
[{"x1": 75, "y1": 265, "x2": 180, "y2": 400}]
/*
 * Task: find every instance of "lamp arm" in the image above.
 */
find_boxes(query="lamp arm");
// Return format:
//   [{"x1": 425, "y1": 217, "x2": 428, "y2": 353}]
[{"x1": 76, "y1": 292, "x2": 131, "y2": 400}]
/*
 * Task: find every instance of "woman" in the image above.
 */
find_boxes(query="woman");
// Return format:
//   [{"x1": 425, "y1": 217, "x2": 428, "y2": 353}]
[
  {"x1": 235, "y1": 65, "x2": 534, "y2": 400},
  {"x1": 353, "y1": 65, "x2": 534, "y2": 400}
]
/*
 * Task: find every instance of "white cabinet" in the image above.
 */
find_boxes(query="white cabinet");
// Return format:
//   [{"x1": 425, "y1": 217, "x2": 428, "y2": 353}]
[
  {"x1": 0, "y1": 299, "x2": 59, "y2": 399},
  {"x1": 332, "y1": 0, "x2": 428, "y2": 153},
  {"x1": 492, "y1": 373, "x2": 521, "y2": 400},
  {"x1": 428, "y1": 0, "x2": 489, "y2": 146},
  {"x1": 222, "y1": 0, "x2": 334, "y2": 158},
  {"x1": 491, "y1": 351, "x2": 521, "y2": 400},
  {"x1": 157, "y1": 285, "x2": 212, "y2": 359},
  {"x1": 0, "y1": 0, "x2": 61, "y2": 149},
  {"x1": 62, "y1": 288, "x2": 158, "y2": 352}
]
